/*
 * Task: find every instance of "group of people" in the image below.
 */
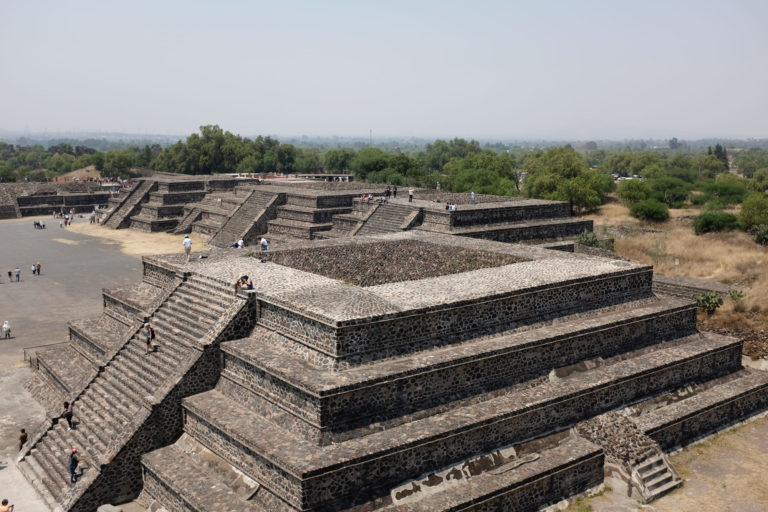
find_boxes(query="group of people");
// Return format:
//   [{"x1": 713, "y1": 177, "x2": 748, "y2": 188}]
[
  {"x1": 233, "y1": 275, "x2": 254, "y2": 295},
  {"x1": 33, "y1": 220, "x2": 46, "y2": 229},
  {"x1": 6, "y1": 262, "x2": 41, "y2": 282}
]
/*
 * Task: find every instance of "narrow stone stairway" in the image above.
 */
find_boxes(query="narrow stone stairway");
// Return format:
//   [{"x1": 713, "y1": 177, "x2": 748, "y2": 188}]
[
  {"x1": 17, "y1": 274, "x2": 243, "y2": 511},
  {"x1": 630, "y1": 448, "x2": 682, "y2": 502}
]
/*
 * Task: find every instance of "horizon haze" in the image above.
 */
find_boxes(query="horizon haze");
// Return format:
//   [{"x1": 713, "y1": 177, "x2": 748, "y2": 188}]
[{"x1": 1, "y1": 0, "x2": 767, "y2": 140}]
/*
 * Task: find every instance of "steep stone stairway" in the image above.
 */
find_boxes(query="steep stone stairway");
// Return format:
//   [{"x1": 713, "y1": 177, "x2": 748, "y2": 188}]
[
  {"x1": 18, "y1": 274, "x2": 246, "y2": 511},
  {"x1": 102, "y1": 181, "x2": 154, "y2": 229},
  {"x1": 355, "y1": 202, "x2": 416, "y2": 236},
  {"x1": 208, "y1": 190, "x2": 280, "y2": 248},
  {"x1": 171, "y1": 207, "x2": 201, "y2": 235}
]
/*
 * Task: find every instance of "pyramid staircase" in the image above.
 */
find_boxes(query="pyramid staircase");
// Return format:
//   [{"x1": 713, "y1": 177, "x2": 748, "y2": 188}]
[
  {"x1": 356, "y1": 202, "x2": 419, "y2": 236},
  {"x1": 102, "y1": 181, "x2": 155, "y2": 229},
  {"x1": 207, "y1": 189, "x2": 282, "y2": 248},
  {"x1": 18, "y1": 273, "x2": 254, "y2": 512}
]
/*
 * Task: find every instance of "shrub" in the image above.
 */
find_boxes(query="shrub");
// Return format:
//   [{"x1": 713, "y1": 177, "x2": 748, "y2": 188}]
[
  {"x1": 694, "y1": 291, "x2": 723, "y2": 315},
  {"x1": 728, "y1": 289, "x2": 744, "y2": 302},
  {"x1": 751, "y1": 224, "x2": 768, "y2": 245},
  {"x1": 629, "y1": 199, "x2": 669, "y2": 221},
  {"x1": 739, "y1": 192, "x2": 768, "y2": 231},
  {"x1": 577, "y1": 231, "x2": 615, "y2": 251},
  {"x1": 647, "y1": 176, "x2": 691, "y2": 206},
  {"x1": 693, "y1": 212, "x2": 739, "y2": 235},
  {"x1": 617, "y1": 179, "x2": 651, "y2": 205}
]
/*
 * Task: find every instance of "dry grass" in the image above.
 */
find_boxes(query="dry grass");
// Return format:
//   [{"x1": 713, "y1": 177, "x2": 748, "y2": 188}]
[{"x1": 587, "y1": 198, "x2": 768, "y2": 331}]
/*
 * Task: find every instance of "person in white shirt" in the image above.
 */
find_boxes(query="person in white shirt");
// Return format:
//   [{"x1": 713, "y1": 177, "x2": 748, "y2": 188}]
[
  {"x1": 182, "y1": 235, "x2": 192, "y2": 261},
  {"x1": 260, "y1": 237, "x2": 269, "y2": 251}
]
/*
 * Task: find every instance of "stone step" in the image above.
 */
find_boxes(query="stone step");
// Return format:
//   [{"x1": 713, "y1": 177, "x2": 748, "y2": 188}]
[
  {"x1": 418, "y1": 217, "x2": 593, "y2": 242},
  {"x1": 34, "y1": 441, "x2": 71, "y2": 494},
  {"x1": 141, "y1": 444, "x2": 266, "y2": 512},
  {"x1": 25, "y1": 449, "x2": 67, "y2": 503},
  {"x1": 124, "y1": 339, "x2": 184, "y2": 371},
  {"x1": 175, "y1": 283, "x2": 231, "y2": 310},
  {"x1": 635, "y1": 455, "x2": 664, "y2": 474},
  {"x1": 221, "y1": 297, "x2": 697, "y2": 444},
  {"x1": 371, "y1": 436, "x2": 603, "y2": 512},
  {"x1": 101, "y1": 366, "x2": 150, "y2": 406},
  {"x1": 255, "y1": 262, "x2": 655, "y2": 368},
  {"x1": 149, "y1": 316, "x2": 202, "y2": 346},
  {"x1": 166, "y1": 287, "x2": 228, "y2": 315},
  {"x1": 111, "y1": 356, "x2": 157, "y2": 398},
  {"x1": 18, "y1": 457, "x2": 61, "y2": 509},
  {"x1": 644, "y1": 470, "x2": 674, "y2": 491},
  {"x1": 183, "y1": 333, "x2": 740, "y2": 510},
  {"x1": 162, "y1": 299, "x2": 221, "y2": 326},
  {"x1": 82, "y1": 381, "x2": 136, "y2": 426},
  {"x1": 637, "y1": 367, "x2": 768, "y2": 450},
  {"x1": 115, "y1": 348, "x2": 167, "y2": 390},
  {"x1": 152, "y1": 310, "x2": 208, "y2": 341},
  {"x1": 645, "y1": 478, "x2": 682, "y2": 501}
]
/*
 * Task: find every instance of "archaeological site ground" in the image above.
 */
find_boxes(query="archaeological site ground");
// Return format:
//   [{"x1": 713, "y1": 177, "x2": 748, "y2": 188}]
[{"x1": 11, "y1": 175, "x2": 768, "y2": 511}]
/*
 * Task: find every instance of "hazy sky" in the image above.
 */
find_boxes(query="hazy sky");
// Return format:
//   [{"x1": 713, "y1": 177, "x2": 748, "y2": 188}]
[{"x1": 1, "y1": 0, "x2": 767, "y2": 140}]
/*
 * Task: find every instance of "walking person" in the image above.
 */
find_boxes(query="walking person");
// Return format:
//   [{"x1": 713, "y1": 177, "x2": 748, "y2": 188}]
[
  {"x1": 2, "y1": 321, "x2": 10, "y2": 339},
  {"x1": 68, "y1": 448, "x2": 80, "y2": 484},
  {"x1": 7, "y1": 269, "x2": 11, "y2": 282},
  {"x1": 182, "y1": 235, "x2": 192, "y2": 262},
  {"x1": 145, "y1": 323, "x2": 156, "y2": 354},
  {"x1": 36, "y1": 262, "x2": 41, "y2": 275},
  {"x1": 14, "y1": 267, "x2": 20, "y2": 282},
  {"x1": 408, "y1": 187, "x2": 414, "y2": 203},
  {"x1": 393, "y1": 186, "x2": 397, "y2": 199},
  {"x1": 470, "y1": 191, "x2": 475, "y2": 205},
  {"x1": 63, "y1": 401, "x2": 74, "y2": 430},
  {"x1": 31, "y1": 264, "x2": 37, "y2": 276},
  {"x1": 18, "y1": 428, "x2": 27, "y2": 451}
]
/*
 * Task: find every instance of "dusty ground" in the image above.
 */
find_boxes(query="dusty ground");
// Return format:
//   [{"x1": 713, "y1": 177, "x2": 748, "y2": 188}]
[{"x1": 67, "y1": 221, "x2": 191, "y2": 257}]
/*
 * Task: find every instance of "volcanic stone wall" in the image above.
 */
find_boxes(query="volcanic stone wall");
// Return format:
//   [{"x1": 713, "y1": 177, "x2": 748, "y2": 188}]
[{"x1": 257, "y1": 268, "x2": 654, "y2": 368}]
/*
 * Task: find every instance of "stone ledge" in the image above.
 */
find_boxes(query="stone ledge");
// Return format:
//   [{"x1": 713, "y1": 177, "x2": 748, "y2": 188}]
[
  {"x1": 374, "y1": 436, "x2": 603, "y2": 512},
  {"x1": 637, "y1": 368, "x2": 768, "y2": 449},
  {"x1": 183, "y1": 332, "x2": 739, "y2": 484},
  {"x1": 142, "y1": 444, "x2": 265, "y2": 511}
]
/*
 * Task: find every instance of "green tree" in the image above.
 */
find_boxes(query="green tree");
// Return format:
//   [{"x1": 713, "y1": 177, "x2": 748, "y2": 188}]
[
  {"x1": 323, "y1": 149, "x2": 355, "y2": 172},
  {"x1": 293, "y1": 148, "x2": 322, "y2": 173},
  {"x1": 102, "y1": 150, "x2": 136, "y2": 178},
  {"x1": 351, "y1": 147, "x2": 391, "y2": 181}
]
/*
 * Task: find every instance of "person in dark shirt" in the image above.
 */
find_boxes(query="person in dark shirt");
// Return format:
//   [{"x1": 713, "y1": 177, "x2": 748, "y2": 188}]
[{"x1": 18, "y1": 429, "x2": 27, "y2": 451}]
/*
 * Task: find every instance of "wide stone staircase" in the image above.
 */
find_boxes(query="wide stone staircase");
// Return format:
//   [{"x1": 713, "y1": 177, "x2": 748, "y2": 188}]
[
  {"x1": 102, "y1": 181, "x2": 154, "y2": 229},
  {"x1": 356, "y1": 202, "x2": 418, "y2": 236},
  {"x1": 18, "y1": 273, "x2": 251, "y2": 511}
]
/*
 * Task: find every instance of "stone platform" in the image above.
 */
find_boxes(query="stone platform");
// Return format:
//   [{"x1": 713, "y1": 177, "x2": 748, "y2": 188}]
[{"x1": 19, "y1": 229, "x2": 768, "y2": 511}]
